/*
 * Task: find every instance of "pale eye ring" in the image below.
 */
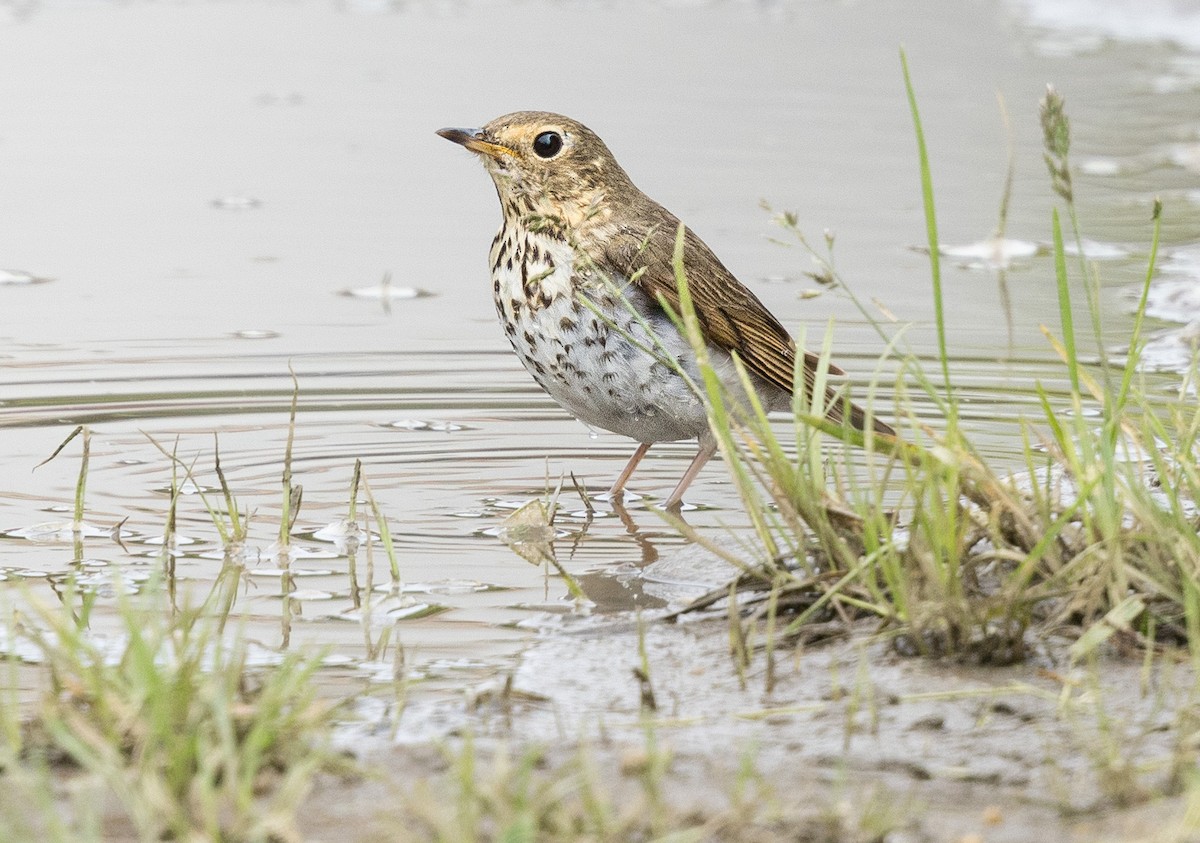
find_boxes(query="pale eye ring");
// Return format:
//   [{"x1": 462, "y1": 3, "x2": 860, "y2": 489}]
[{"x1": 533, "y1": 131, "x2": 563, "y2": 159}]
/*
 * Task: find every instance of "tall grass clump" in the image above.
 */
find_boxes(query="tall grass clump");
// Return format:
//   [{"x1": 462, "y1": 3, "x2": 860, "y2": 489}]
[
  {"x1": 669, "y1": 55, "x2": 1200, "y2": 667},
  {"x1": 7, "y1": 574, "x2": 333, "y2": 842},
  {"x1": 1, "y1": 392, "x2": 347, "y2": 841}
]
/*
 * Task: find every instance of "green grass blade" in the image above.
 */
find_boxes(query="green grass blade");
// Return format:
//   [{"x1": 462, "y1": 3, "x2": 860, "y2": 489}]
[{"x1": 900, "y1": 48, "x2": 951, "y2": 408}]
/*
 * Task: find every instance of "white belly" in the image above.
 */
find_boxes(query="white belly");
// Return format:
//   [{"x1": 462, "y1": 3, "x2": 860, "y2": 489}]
[{"x1": 489, "y1": 228, "x2": 787, "y2": 444}]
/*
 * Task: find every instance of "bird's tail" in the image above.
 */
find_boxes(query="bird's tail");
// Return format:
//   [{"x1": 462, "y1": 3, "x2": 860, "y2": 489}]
[{"x1": 824, "y1": 386, "x2": 896, "y2": 437}]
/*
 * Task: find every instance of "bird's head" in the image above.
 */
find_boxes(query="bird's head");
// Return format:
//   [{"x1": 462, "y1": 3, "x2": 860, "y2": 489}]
[{"x1": 438, "y1": 111, "x2": 634, "y2": 229}]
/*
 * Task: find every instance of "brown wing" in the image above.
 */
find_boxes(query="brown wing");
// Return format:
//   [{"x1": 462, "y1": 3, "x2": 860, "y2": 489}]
[{"x1": 601, "y1": 215, "x2": 844, "y2": 402}]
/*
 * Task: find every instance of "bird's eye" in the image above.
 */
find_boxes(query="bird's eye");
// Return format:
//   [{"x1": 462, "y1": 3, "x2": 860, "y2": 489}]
[{"x1": 532, "y1": 131, "x2": 563, "y2": 159}]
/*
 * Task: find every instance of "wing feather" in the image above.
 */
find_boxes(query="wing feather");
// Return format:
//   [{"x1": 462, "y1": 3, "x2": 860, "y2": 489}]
[
  {"x1": 601, "y1": 217, "x2": 844, "y2": 400},
  {"x1": 599, "y1": 211, "x2": 895, "y2": 437}
]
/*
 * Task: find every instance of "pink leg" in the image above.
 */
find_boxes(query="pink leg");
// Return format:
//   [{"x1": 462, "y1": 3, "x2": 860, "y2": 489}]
[
  {"x1": 607, "y1": 442, "x2": 652, "y2": 501},
  {"x1": 662, "y1": 440, "x2": 717, "y2": 510}
]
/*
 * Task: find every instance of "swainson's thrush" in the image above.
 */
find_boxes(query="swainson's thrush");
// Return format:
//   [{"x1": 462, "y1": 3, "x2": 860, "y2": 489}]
[{"x1": 438, "y1": 112, "x2": 893, "y2": 509}]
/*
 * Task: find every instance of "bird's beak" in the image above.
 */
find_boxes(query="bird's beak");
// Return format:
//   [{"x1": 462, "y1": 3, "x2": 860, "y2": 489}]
[{"x1": 436, "y1": 127, "x2": 514, "y2": 158}]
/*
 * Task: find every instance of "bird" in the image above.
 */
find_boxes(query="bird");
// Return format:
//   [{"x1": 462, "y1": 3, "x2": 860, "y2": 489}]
[{"x1": 437, "y1": 111, "x2": 893, "y2": 510}]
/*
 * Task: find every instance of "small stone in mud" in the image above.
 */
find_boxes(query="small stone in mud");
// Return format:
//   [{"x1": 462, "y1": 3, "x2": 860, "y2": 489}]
[
  {"x1": 911, "y1": 714, "x2": 946, "y2": 731},
  {"x1": 983, "y1": 700, "x2": 1036, "y2": 722},
  {"x1": 877, "y1": 758, "x2": 932, "y2": 780},
  {"x1": 619, "y1": 746, "x2": 659, "y2": 776}
]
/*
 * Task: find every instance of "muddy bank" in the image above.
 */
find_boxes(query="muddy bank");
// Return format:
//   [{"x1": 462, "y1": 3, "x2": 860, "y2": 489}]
[
  {"x1": 299, "y1": 739, "x2": 1185, "y2": 842},
  {"x1": 301, "y1": 548, "x2": 1197, "y2": 841}
]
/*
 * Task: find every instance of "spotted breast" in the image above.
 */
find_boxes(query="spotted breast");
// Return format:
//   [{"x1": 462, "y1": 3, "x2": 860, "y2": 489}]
[{"x1": 490, "y1": 220, "x2": 719, "y2": 446}]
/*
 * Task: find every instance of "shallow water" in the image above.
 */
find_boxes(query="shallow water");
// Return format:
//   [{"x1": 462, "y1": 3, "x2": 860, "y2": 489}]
[{"x1": 1, "y1": 0, "x2": 1198, "y2": 704}]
